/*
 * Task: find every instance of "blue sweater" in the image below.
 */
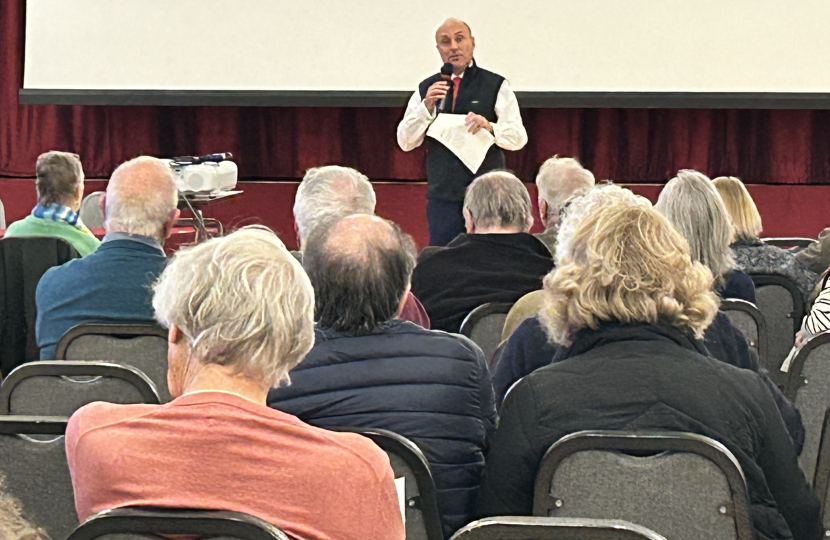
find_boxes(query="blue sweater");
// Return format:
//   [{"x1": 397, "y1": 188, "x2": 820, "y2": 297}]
[
  {"x1": 35, "y1": 239, "x2": 167, "y2": 359},
  {"x1": 268, "y1": 321, "x2": 497, "y2": 538}
]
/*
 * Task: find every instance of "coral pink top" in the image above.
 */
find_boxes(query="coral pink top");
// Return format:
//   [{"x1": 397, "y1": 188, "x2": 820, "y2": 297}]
[{"x1": 66, "y1": 391, "x2": 404, "y2": 540}]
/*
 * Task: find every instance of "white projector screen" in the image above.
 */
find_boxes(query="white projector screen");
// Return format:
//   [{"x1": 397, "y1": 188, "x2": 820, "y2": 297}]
[{"x1": 21, "y1": 0, "x2": 830, "y2": 107}]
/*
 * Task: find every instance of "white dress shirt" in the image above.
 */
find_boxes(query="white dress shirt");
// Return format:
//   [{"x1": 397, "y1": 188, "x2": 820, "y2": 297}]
[{"x1": 396, "y1": 71, "x2": 528, "y2": 153}]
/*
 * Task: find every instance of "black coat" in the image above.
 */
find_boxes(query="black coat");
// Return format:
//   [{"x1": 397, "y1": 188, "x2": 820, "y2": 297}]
[
  {"x1": 267, "y1": 320, "x2": 497, "y2": 538},
  {"x1": 477, "y1": 322, "x2": 820, "y2": 540},
  {"x1": 412, "y1": 233, "x2": 553, "y2": 333}
]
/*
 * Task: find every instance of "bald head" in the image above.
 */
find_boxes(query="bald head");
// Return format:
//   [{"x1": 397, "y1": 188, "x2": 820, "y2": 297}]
[
  {"x1": 435, "y1": 18, "x2": 475, "y2": 75},
  {"x1": 104, "y1": 156, "x2": 180, "y2": 242},
  {"x1": 304, "y1": 214, "x2": 417, "y2": 335}
]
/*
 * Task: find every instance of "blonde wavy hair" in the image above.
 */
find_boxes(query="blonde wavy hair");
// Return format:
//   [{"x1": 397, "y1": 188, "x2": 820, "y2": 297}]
[
  {"x1": 540, "y1": 185, "x2": 718, "y2": 346},
  {"x1": 712, "y1": 176, "x2": 762, "y2": 243}
]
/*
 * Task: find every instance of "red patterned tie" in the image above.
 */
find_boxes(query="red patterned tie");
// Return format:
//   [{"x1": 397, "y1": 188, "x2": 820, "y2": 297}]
[{"x1": 451, "y1": 77, "x2": 461, "y2": 112}]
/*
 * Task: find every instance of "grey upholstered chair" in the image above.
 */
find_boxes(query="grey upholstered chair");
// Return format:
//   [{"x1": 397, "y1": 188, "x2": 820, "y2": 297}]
[
  {"x1": 810, "y1": 409, "x2": 830, "y2": 537},
  {"x1": 533, "y1": 431, "x2": 753, "y2": 540},
  {"x1": 67, "y1": 508, "x2": 291, "y2": 540},
  {"x1": 460, "y1": 302, "x2": 514, "y2": 366},
  {"x1": 749, "y1": 274, "x2": 804, "y2": 373},
  {"x1": 450, "y1": 517, "x2": 666, "y2": 540},
  {"x1": 0, "y1": 416, "x2": 78, "y2": 540},
  {"x1": 0, "y1": 361, "x2": 160, "y2": 416},
  {"x1": 55, "y1": 322, "x2": 170, "y2": 402},
  {"x1": 720, "y1": 299, "x2": 770, "y2": 379},
  {"x1": 339, "y1": 428, "x2": 443, "y2": 540},
  {"x1": 79, "y1": 191, "x2": 105, "y2": 229},
  {"x1": 0, "y1": 198, "x2": 6, "y2": 229},
  {"x1": 784, "y1": 331, "x2": 830, "y2": 483}
]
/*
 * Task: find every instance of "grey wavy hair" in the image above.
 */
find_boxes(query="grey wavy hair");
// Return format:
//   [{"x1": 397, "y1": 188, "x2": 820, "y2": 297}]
[
  {"x1": 464, "y1": 170, "x2": 533, "y2": 230},
  {"x1": 655, "y1": 170, "x2": 736, "y2": 283},
  {"x1": 536, "y1": 155, "x2": 595, "y2": 225},
  {"x1": 105, "y1": 157, "x2": 178, "y2": 241},
  {"x1": 293, "y1": 166, "x2": 376, "y2": 248},
  {"x1": 0, "y1": 474, "x2": 50, "y2": 540},
  {"x1": 153, "y1": 226, "x2": 315, "y2": 388}
]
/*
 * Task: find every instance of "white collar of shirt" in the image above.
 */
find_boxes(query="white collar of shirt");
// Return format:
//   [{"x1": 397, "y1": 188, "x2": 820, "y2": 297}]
[{"x1": 451, "y1": 60, "x2": 474, "y2": 80}]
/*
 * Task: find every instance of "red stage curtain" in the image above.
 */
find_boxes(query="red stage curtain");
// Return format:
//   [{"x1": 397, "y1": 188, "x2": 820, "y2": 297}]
[{"x1": 3, "y1": 0, "x2": 829, "y2": 184}]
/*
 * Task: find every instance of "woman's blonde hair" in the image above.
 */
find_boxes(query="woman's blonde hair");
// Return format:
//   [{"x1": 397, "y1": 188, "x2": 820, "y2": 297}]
[
  {"x1": 712, "y1": 176, "x2": 762, "y2": 242},
  {"x1": 540, "y1": 185, "x2": 718, "y2": 346}
]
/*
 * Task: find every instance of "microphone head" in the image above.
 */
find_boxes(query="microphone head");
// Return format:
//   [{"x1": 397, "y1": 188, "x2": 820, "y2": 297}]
[{"x1": 440, "y1": 62, "x2": 454, "y2": 76}]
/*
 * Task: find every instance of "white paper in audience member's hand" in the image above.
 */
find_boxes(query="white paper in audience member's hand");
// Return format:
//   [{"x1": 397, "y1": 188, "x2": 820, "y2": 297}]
[
  {"x1": 780, "y1": 346, "x2": 798, "y2": 373},
  {"x1": 426, "y1": 113, "x2": 495, "y2": 173},
  {"x1": 395, "y1": 477, "x2": 406, "y2": 524}
]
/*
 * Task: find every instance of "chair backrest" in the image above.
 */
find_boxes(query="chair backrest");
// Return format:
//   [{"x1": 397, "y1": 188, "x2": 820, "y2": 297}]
[
  {"x1": 761, "y1": 237, "x2": 816, "y2": 250},
  {"x1": 0, "y1": 236, "x2": 81, "y2": 376},
  {"x1": 533, "y1": 431, "x2": 753, "y2": 540},
  {"x1": 810, "y1": 409, "x2": 830, "y2": 537},
  {"x1": 450, "y1": 517, "x2": 666, "y2": 540},
  {"x1": 55, "y1": 322, "x2": 170, "y2": 402},
  {"x1": 343, "y1": 428, "x2": 443, "y2": 540},
  {"x1": 67, "y1": 508, "x2": 291, "y2": 540},
  {"x1": 501, "y1": 290, "x2": 545, "y2": 341},
  {"x1": 460, "y1": 302, "x2": 514, "y2": 366},
  {"x1": 0, "y1": 198, "x2": 6, "y2": 229},
  {"x1": 719, "y1": 299, "x2": 768, "y2": 371},
  {"x1": 783, "y1": 331, "x2": 830, "y2": 483},
  {"x1": 0, "y1": 416, "x2": 77, "y2": 540},
  {"x1": 749, "y1": 274, "x2": 804, "y2": 372},
  {"x1": 0, "y1": 361, "x2": 160, "y2": 416},
  {"x1": 79, "y1": 191, "x2": 105, "y2": 229}
]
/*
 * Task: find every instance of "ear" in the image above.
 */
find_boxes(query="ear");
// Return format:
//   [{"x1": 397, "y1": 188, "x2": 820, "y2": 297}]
[
  {"x1": 538, "y1": 199, "x2": 548, "y2": 227},
  {"x1": 168, "y1": 323, "x2": 181, "y2": 345},
  {"x1": 396, "y1": 284, "x2": 412, "y2": 318},
  {"x1": 98, "y1": 193, "x2": 107, "y2": 217},
  {"x1": 163, "y1": 208, "x2": 181, "y2": 240},
  {"x1": 293, "y1": 221, "x2": 301, "y2": 250},
  {"x1": 524, "y1": 214, "x2": 534, "y2": 234},
  {"x1": 463, "y1": 207, "x2": 474, "y2": 233}
]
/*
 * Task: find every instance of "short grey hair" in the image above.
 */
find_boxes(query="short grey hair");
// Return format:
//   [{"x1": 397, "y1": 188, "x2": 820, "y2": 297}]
[
  {"x1": 0, "y1": 473, "x2": 50, "y2": 540},
  {"x1": 105, "y1": 157, "x2": 178, "y2": 241},
  {"x1": 153, "y1": 226, "x2": 315, "y2": 388},
  {"x1": 35, "y1": 151, "x2": 83, "y2": 207},
  {"x1": 655, "y1": 170, "x2": 736, "y2": 281},
  {"x1": 293, "y1": 166, "x2": 376, "y2": 247},
  {"x1": 464, "y1": 171, "x2": 533, "y2": 230},
  {"x1": 536, "y1": 156, "x2": 595, "y2": 225}
]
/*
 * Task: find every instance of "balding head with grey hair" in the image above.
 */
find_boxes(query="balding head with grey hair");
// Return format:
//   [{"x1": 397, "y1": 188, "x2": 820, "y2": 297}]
[
  {"x1": 293, "y1": 166, "x2": 377, "y2": 249},
  {"x1": 304, "y1": 214, "x2": 417, "y2": 335},
  {"x1": 463, "y1": 171, "x2": 533, "y2": 233},
  {"x1": 536, "y1": 156, "x2": 595, "y2": 229},
  {"x1": 102, "y1": 156, "x2": 180, "y2": 243}
]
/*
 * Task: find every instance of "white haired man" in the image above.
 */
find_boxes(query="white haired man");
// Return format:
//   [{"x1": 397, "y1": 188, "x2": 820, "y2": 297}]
[
  {"x1": 397, "y1": 18, "x2": 527, "y2": 247},
  {"x1": 35, "y1": 156, "x2": 181, "y2": 359},
  {"x1": 65, "y1": 228, "x2": 405, "y2": 540},
  {"x1": 411, "y1": 171, "x2": 553, "y2": 333},
  {"x1": 534, "y1": 155, "x2": 595, "y2": 255}
]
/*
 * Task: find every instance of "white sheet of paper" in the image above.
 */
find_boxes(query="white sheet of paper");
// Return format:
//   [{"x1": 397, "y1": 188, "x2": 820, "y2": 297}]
[
  {"x1": 426, "y1": 113, "x2": 496, "y2": 173},
  {"x1": 780, "y1": 346, "x2": 798, "y2": 373},
  {"x1": 395, "y1": 477, "x2": 406, "y2": 524}
]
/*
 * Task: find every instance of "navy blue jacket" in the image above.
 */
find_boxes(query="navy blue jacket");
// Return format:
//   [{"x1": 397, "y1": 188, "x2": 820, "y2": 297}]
[
  {"x1": 35, "y1": 238, "x2": 167, "y2": 359},
  {"x1": 267, "y1": 320, "x2": 497, "y2": 538}
]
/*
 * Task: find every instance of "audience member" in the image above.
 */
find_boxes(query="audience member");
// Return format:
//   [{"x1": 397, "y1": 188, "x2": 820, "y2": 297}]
[
  {"x1": 5, "y1": 151, "x2": 99, "y2": 256},
  {"x1": 655, "y1": 170, "x2": 756, "y2": 303},
  {"x1": 0, "y1": 474, "x2": 49, "y2": 540},
  {"x1": 796, "y1": 228, "x2": 830, "y2": 275},
  {"x1": 412, "y1": 171, "x2": 554, "y2": 333},
  {"x1": 475, "y1": 189, "x2": 820, "y2": 540},
  {"x1": 714, "y1": 176, "x2": 816, "y2": 300},
  {"x1": 293, "y1": 165, "x2": 430, "y2": 327},
  {"x1": 268, "y1": 214, "x2": 496, "y2": 538},
  {"x1": 533, "y1": 155, "x2": 594, "y2": 255},
  {"x1": 65, "y1": 227, "x2": 404, "y2": 540},
  {"x1": 35, "y1": 157, "x2": 181, "y2": 359}
]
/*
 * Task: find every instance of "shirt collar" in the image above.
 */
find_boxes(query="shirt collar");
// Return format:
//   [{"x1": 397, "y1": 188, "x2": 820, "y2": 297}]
[
  {"x1": 102, "y1": 231, "x2": 164, "y2": 253},
  {"x1": 451, "y1": 60, "x2": 475, "y2": 80}
]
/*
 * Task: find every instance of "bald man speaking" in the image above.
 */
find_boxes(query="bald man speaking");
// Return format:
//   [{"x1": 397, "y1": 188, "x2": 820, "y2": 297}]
[{"x1": 397, "y1": 18, "x2": 528, "y2": 246}]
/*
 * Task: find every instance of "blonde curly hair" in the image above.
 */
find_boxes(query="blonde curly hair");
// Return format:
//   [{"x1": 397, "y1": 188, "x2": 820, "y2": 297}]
[{"x1": 540, "y1": 185, "x2": 718, "y2": 346}]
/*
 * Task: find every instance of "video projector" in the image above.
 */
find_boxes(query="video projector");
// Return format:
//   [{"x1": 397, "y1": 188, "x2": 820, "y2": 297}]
[{"x1": 165, "y1": 153, "x2": 238, "y2": 193}]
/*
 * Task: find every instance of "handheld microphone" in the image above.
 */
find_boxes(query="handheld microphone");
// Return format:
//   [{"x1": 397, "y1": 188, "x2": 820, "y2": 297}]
[
  {"x1": 437, "y1": 62, "x2": 454, "y2": 113},
  {"x1": 172, "y1": 152, "x2": 233, "y2": 165}
]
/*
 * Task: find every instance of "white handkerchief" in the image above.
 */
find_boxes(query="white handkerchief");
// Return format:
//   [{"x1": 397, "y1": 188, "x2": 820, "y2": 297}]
[{"x1": 426, "y1": 113, "x2": 495, "y2": 173}]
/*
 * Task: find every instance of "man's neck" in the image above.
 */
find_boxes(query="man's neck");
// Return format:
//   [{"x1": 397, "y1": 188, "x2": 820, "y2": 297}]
[
  {"x1": 470, "y1": 226, "x2": 523, "y2": 234},
  {"x1": 182, "y1": 364, "x2": 269, "y2": 405}
]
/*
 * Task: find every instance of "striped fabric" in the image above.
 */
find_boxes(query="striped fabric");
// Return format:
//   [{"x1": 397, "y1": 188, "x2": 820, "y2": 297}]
[
  {"x1": 31, "y1": 203, "x2": 91, "y2": 234},
  {"x1": 805, "y1": 273, "x2": 830, "y2": 335}
]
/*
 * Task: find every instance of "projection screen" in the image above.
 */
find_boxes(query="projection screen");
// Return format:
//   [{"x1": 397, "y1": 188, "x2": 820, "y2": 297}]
[{"x1": 20, "y1": 0, "x2": 830, "y2": 107}]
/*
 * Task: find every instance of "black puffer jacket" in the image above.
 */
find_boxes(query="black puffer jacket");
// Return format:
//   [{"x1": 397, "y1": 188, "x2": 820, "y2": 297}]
[
  {"x1": 267, "y1": 320, "x2": 497, "y2": 538},
  {"x1": 477, "y1": 321, "x2": 821, "y2": 540}
]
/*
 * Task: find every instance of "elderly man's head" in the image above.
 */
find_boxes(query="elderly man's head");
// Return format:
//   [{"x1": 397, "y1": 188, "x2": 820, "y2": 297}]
[
  {"x1": 102, "y1": 157, "x2": 180, "y2": 243},
  {"x1": 35, "y1": 151, "x2": 84, "y2": 211},
  {"x1": 536, "y1": 156, "x2": 595, "y2": 229},
  {"x1": 463, "y1": 171, "x2": 533, "y2": 234},
  {"x1": 303, "y1": 214, "x2": 417, "y2": 335},
  {"x1": 153, "y1": 227, "x2": 315, "y2": 396},
  {"x1": 435, "y1": 18, "x2": 475, "y2": 75},
  {"x1": 293, "y1": 166, "x2": 376, "y2": 249},
  {"x1": 540, "y1": 185, "x2": 717, "y2": 346}
]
